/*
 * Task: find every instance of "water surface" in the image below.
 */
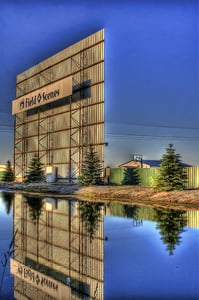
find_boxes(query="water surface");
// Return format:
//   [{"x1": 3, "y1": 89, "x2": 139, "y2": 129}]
[
  {"x1": 0, "y1": 192, "x2": 198, "y2": 300},
  {"x1": 105, "y1": 204, "x2": 199, "y2": 299},
  {"x1": 0, "y1": 191, "x2": 14, "y2": 299}
]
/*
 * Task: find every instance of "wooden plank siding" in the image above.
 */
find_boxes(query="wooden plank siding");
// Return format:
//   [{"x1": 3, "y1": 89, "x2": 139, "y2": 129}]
[
  {"x1": 109, "y1": 166, "x2": 199, "y2": 189},
  {"x1": 184, "y1": 167, "x2": 199, "y2": 189}
]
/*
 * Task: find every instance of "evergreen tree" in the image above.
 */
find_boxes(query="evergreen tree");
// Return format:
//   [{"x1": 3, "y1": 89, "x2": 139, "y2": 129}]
[
  {"x1": 2, "y1": 160, "x2": 15, "y2": 182},
  {"x1": 153, "y1": 144, "x2": 187, "y2": 191},
  {"x1": 25, "y1": 155, "x2": 45, "y2": 183},
  {"x1": 78, "y1": 145, "x2": 102, "y2": 186},
  {"x1": 122, "y1": 168, "x2": 140, "y2": 185}
]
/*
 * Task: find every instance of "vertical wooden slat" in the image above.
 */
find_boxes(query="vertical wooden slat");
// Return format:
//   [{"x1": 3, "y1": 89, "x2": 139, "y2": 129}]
[{"x1": 14, "y1": 29, "x2": 104, "y2": 181}]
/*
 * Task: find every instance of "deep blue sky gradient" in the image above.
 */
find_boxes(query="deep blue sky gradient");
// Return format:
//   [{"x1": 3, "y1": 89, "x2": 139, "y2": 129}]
[{"x1": 0, "y1": 0, "x2": 199, "y2": 166}]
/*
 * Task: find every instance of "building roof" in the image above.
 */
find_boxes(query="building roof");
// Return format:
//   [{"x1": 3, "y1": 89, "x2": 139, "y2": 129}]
[
  {"x1": 119, "y1": 159, "x2": 191, "y2": 168},
  {"x1": 143, "y1": 160, "x2": 191, "y2": 167}
]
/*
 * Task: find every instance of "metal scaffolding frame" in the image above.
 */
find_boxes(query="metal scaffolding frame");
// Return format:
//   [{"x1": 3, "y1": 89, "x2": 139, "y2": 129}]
[
  {"x1": 13, "y1": 30, "x2": 104, "y2": 182},
  {"x1": 38, "y1": 108, "x2": 54, "y2": 166},
  {"x1": 69, "y1": 49, "x2": 89, "y2": 181}
]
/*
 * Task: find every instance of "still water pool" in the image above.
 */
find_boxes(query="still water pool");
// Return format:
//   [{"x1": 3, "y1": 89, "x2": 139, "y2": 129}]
[{"x1": 0, "y1": 191, "x2": 198, "y2": 300}]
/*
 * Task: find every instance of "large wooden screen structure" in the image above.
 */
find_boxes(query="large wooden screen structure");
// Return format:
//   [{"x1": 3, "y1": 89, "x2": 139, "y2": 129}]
[{"x1": 12, "y1": 29, "x2": 104, "y2": 182}]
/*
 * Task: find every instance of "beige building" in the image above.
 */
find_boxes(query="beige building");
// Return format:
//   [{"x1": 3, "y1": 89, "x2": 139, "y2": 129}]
[
  {"x1": 119, "y1": 159, "x2": 191, "y2": 169},
  {"x1": 119, "y1": 160, "x2": 151, "y2": 169},
  {"x1": 0, "y1": 164, "x2": 6, "y2": 170},
  {"x1": 12, "y1": 30, "x2": 104, "y2": 182},
  {"x1": 186, "y1": 210, "x2": 199, "y2": 229},
  {"x1": 11, "y1": 194, "x2": 104, "y2": 299},
  {"x1": 0, "y1": 165, "x2": 6, "y2": 179}
]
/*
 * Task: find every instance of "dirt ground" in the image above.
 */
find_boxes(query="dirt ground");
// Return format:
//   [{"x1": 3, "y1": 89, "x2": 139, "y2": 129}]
[
  {"x1": 75, "y1": 185, "x2": 199, "y2": 208},
  {"x1": 2, "y1": 182, "x2": 199, "y2": 208}
]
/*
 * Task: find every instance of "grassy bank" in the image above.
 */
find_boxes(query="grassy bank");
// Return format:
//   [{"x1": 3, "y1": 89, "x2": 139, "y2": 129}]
[
  {"x1": 75, "y1": 185, "x2": 199, "y2": 207},
  {"x1": 1, "y1": 182, "x2": 199, "y2": 208}
]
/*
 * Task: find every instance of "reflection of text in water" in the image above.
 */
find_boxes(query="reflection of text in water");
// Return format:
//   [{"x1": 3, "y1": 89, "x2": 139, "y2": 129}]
[{"x1": 10, "y1": 259, "x2": 70, "y2": 300}]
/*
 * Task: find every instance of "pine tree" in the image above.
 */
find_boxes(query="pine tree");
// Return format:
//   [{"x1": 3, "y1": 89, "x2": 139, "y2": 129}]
[
  {"x1": 78, "y1": 145, "x2": 102, "y2": 186},
  {"x1": 25, "y1": 155, "x2": 45, "y2": 183},
  {"x1": 2, "y1": 160, "x2": 15, "y2": 182},
  {"x1": 153, "y1": 144, "x2": 187, "y2": 191},
  {"x1": 122, "y1": 168, "x2": 140, "y2": 185}
]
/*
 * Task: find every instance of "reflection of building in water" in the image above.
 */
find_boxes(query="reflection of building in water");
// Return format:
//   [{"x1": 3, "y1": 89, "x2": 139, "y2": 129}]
[
  {"x1": 107, "y1": 203, "x2": 199, "y2": 230},
  {"x1": 11, "y1": 194, "x2": 104, "y2": 300},
  {"x1": 186, "y1": 210, "x2": 199, "y2": 229}
]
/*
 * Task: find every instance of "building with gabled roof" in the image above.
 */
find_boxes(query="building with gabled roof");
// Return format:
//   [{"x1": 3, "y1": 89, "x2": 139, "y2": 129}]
[{"x1": 119, "y1": 159, "x2": 191, "y2": 168}]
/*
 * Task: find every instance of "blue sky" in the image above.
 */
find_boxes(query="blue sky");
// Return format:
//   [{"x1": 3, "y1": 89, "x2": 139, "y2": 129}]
[{"x1": 0, "y1": 0, "x2": 199, "y2": 166}]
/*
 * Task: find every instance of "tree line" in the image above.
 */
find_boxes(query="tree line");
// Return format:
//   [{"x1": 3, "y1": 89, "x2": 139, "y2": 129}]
[{"x1": 1, "y1": 144, "x2": 187, "y2": 192}]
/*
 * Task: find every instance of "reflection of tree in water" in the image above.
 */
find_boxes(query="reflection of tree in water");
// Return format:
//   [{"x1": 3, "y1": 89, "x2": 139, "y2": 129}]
[
  {"x1": 123, "y1": 204, "x2": 140, "y2": 219},
  {"x1": 154, "y1": 208, "x2": 187, "y2": 255},
  {"x1": 2, "y1": 192, "x2": 14, "y2": 215},
  {"x1": 24, "y1": 195, "x2": 44, "y2": 222},
  {"x1": 79, "y1": 201, "x2": 102, "y2": 242},
  {"x1": 123, "y1": 204, "x2": 142, "y2": 227}
]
